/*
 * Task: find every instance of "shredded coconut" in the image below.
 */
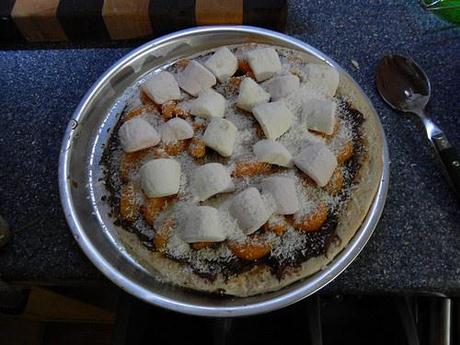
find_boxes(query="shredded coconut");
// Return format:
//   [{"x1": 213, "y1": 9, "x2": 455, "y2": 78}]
[{"x1": 106, "y1": 44, "x2": 365, "y2": 273}]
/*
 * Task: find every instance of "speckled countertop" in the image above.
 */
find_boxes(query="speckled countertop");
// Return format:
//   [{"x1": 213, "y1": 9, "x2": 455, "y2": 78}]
[{"x1": 0, "y1": 1, "x2": 459, "y2": 294}]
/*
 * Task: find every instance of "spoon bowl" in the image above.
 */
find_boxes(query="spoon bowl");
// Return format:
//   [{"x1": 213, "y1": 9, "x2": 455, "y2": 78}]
[{"x1": 376, "y1": 54, "x2": 431, "y2": 114}]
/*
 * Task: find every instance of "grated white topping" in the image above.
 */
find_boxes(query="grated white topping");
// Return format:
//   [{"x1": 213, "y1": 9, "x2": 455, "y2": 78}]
[{"x1": 107, "y1": 44, "x2": 362, "y2": 273}]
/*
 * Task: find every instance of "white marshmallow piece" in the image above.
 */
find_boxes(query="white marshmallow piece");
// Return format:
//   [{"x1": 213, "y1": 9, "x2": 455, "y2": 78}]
[
  {"x1": 191, "y1": 163, "x2": 235, "y2": 201},
  {"x1": 246, "y1": 48, "x2": 282, "y2": 82},
  {"x1": 190, "y1": 89, "x2": 226, "y2": 119},
  {"x1": 236, "y1": 77, "x2": 270, "y2": 112},
  {"x1": 119, "y1": 118, "x2": 160, "y2": 153},
  {"x1": 141, "y1": 71, "x2": 181, "y2": 105},
  {"x1": 261, "y1": 177, "x2": 299, "y2": 215},
  {"x1": 140, "y1": 159, "x2": 181, "y2": 197},
  {"x1": 161, "y1": 118, "x2": 194, "y2": 144},
  {"x1": 177, "y1": 60, "x2": 216, "y2": 96},
  {"x1": 253, "y1": 139, "x2": 293, "y2": 167},
  {"x1": 294, "y1": 142, "x2": 337, "y2": 187},
  {"x1": 302, "y1": 99, "x2": 337, "y2": 135},
  {"x1": 304, "y1": 64, "x2": 340, "y2": 97},
  {"x1": 229, "y1": 187, "x2": 271, "y2": 235},
  {"x1": 264, "y1": 74, "x2": 300, "y2": 100},
  {"x1": 180, "y1": 206, "x2": 226, "y2": 243},
  {"x1": 204, "y1": 47, "x2": 238, "y2": 83},
  {"x1": 203, "y1": 118, "x2": 237, "y2": 157},
  {"x1": 252, "y1": 101, "x2": 293, "y2": 139}
]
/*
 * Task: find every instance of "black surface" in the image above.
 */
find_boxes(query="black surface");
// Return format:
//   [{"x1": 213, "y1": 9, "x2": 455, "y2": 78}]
[
  {"x1": 149, "y1": 0, "x2": 196, "y2": 36},
  {"x1": 0, "y1": 0, "x2": 24, "y2": 42},
  {"x1": 113, "y1": 294, "x2": 411, "y2": 345},
  {"x1": 0, "y1": 1, "x2": 459, "y2": 294},
  {"x1": 57, "y1": 0, "x2": 110, "y2": 41}
]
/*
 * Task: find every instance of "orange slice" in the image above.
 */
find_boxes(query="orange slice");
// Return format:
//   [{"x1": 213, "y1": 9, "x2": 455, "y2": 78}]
[
  {"x1": 120, "y1": 183, "x2": 138, "y2": 223},
  {"x1": 154, "y1": 218, "x2": 174, "y2": 253},
  {"x1": 228, "y1": 237, "x2": 271, "y2": 261},
  {"x1": 238, "y1": 59, "x2": 255, "y2": 79},
  {"x1": 142, "y1": 196, "x2": 174, "y2": 226},
  {"x1": 263, "y1": 219, "x2": 288, "y2": 236},
  {"x1": 187, "y1": 137, "x2": 206, "y2": 159},
  {"x1": 337, "y1": 141, "x2": 353, "y2": 163},
  {"x1": 191, "y1": 242, "x2": 214, "y2": 250},
  {"x1": 324, "y1": 167, "x2": 344, "y2": 195},
  {"x1": 163, "y1": 140, "x2": 187, "y2": 156},
  {"x1": 293, "y1": 202, "x2": 328, "y2": 232},
  {"x1": 232, "y1": 160, "x2": 272, "y2": 178}
]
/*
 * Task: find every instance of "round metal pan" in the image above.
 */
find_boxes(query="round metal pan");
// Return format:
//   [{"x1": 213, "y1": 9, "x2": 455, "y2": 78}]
[{"x1": 59, "y1": 26, "x2": 389, "y2": 317}]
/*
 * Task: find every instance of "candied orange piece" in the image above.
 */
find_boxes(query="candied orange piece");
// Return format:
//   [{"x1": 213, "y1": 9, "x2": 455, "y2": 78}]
[
  {"x1": 191, "y1": 242, "x2": 213, "y2": 250},
  {"x1": 142, "y1": 196, "x2": 174, "y2": 225},
  {"x1": 192, "y1": 120, "x2": 206, "y2": 133},
  {"x1": 294, "y1": 202, "x2": 328, "y2": 232},
  {"x1": 123, "y1": 107, "x2": 144, "y2": 122},
  {"x1": 120, "y1": 151, "x2": 144, "y2": 182},
  {"x1": 163, "y1": 140, "x2": 187, "y2": 156},
  {"x1": 337, "y1": 141, "x2": 353, "y2": 163},
  {"x1": 253, "y1": 122, "x2": 265, "y2": 138},
  {"x1": 263, "y1": 220, "x2": 288, "y2": 236},
  {"x1": 119, "y1": 147, "x2": 159, "y2": 182},
  {"x1": 238, "y1": 59, "x2": 255, "y2": 79},
  {"x1": 228, "y1": 237, "x2": 271, "y2": 261},
  {"x1": 161, "y1": 101, "x2": 189, "y2": 120},
  {"x1": 299, "y1": 173, "x2": 316, "y2": 187},
  {"x1": 120, "y1": 183, "x2": 138, "y2": 223},
  {"x1": 324, "y1": 167, "x2": 344, "y2": 195},
  {"x1": 224, "y1": 77, "x2": 242, "y2": 94},
  {"x1": 161, "y1": 101, "x2": 176, "y2": 120},
  {"x1": 175, "y1": 58, "x2": 190, "y2": 71},
  {"x1": 232, "y1": 160, "x2": 272, "y2": 178},
  {"x1": 187, "y1": 137, "x2": 206, "y2": 159},
  {"x1": 154, "y1": 218, "x2": 174, "y2": 253}
]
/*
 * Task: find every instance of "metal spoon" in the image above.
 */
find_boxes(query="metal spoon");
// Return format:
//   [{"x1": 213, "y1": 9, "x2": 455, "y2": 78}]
[{"x1": 376, "y1": 54, "x2": 460, "y2": 198}]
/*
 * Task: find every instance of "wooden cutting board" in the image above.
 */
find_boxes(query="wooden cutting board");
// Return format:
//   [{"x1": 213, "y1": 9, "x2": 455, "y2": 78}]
[{"x1": 0, "y1": 0, "x2": 287, "y2": 42}]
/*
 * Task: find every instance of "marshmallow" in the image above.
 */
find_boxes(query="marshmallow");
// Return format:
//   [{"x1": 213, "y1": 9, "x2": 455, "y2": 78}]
[
  {"x1": 236, "y1": 77, "x2": 271, "y2": 112},
  {"x1": 252, "y1": 101, "x2": 293, "y2": 139},
  {"x1": 119, "y1": 117, "x2": 160, "y2": 153},
  {"x1": 261, "y1": 177, "x2": 299, "y2": 215},
  {"x1": 179, "y1": 206, "x2": 226, "y2": 243},
  {"x1": 229, "y1": 187, "x2": 271, "y2": 235},
  {"x1": 264, "y1": 74, "x2": 300, "y2": 100},
  {"x1": 246, "y1": 48, "x2": 282, "y2": 82},
  {"x1": 190, "y1": 89, "x2": 226, "y2": 119},
  {"x1": 302, "y1": 99, "x2": 336, "y2": 135},
  {"x1": 304, "y1": 64, "x2": 340, "y2": 97},
  {"x1": 204, "y1": 47, "x2": 238, "y2": 83},
  {"x1": 203, "y1": 118, "x2": 237, "y2": 157},
  {"x1": 253, "y1": 140, "x2": 293, "y2": 167},
  {"x1": 161, "y1": 118, "x2": 194, "y2": 144},
  {"x1": 294, "y1": 142, "x2": 337, "y2": 187},
  {"x1": 141, "y1": 71, "x2": 181, "y2": 105},
  {"x1": 140, "y1": 159, "x2": 181, "y2": 197},
  {"x1": 177, "y1": 60, "x2": 216, "y2": 96},
  {"x1": 191, "y1": 163, "x2": 235, "y2": 201}
]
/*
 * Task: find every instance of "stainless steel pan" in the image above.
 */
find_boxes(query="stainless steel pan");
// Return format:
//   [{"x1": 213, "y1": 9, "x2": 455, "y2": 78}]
[{"x1": 58, "y1": 26, "x2": 389, "y2": 317}]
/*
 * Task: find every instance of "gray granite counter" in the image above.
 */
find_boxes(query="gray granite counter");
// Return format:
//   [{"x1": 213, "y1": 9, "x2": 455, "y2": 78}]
[{"x1": 0, "y1": 1, "x2": 459, "y2": 294}]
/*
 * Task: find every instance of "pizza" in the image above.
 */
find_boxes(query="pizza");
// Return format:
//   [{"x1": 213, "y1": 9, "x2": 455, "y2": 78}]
[{"x1": 101, "y1": 43, "x2": 383, "y2": 297}]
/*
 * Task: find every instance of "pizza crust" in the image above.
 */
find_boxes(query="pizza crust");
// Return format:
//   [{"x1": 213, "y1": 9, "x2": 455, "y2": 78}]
[{"x1": 117, "y1": 71, "x2": 384, "y2": 297}]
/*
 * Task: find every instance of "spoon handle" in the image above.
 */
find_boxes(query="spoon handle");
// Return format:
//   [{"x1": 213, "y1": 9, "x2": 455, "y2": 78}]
[{"x1": 431, "y1": 133, "x2": 460, "y2": 198}]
